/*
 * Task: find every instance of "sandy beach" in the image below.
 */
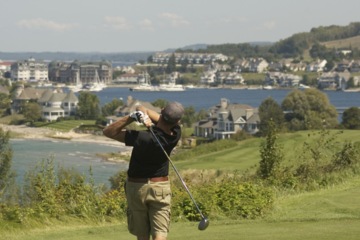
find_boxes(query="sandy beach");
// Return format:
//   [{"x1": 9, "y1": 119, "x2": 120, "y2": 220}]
[{"x1": 0, "y1": 123, "x2": 125, "y2": 148}]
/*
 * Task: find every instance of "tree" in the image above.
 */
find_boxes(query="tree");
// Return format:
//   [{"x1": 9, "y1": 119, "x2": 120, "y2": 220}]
[
  {"x1": 23, "y1": 102, "x2": 42, "y2": 123},
  {"x1": 281, "y1": 89, "x2": 338, "y2": 130},
  {"x1": 346, "y1": 77, "x2": 356, "y2": 89},
  {"x1": 0, "y1": 128, "x2": 13, "y2": 198},
  {"x1": 0, "y1": 93, "x2": 11, "y2": 116},
  {"x1": 152, "y1": 99, "x2": 168, "y2": 109},
  {"x1": 258, "y1": 97, "x2": 285, "y2": 136},
  {"x1": 342, "y1": 107, "x2": 360, "y2": 129},
  {"x1": 166, "y1": 53, "x2": 176, "y2": 74},
  {"x1": 101, "y1": 98, "x2": 123, "y2": 117},
  {"x1": 77, "y1": 92, "x2": 101, "y2": 120},
  {"x1": 181, "y1": 106, "x2": 196, "y2": 127},
  {"x1": 258, "y1": 120, "x2": 283, "y2": 180}
]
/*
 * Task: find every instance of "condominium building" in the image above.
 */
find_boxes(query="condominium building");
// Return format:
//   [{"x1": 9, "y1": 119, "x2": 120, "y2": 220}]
[
  {"x1": 49, "y1": 60, "x2": 112, "y2": 85},
  {"x1": 10, "y1": 58, "x2": 48, "y2": 81}
]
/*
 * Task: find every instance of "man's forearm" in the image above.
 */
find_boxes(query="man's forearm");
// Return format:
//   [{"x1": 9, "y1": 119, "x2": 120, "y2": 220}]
[
  {"x1": 103, "y1": 115, "x2": 134, "y2": 141},
  {"x1": 136, "y1": 106, "x2": 160, "y2": 123}
]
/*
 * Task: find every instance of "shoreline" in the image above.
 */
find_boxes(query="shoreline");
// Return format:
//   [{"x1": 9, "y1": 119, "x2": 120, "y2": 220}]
[{"x1": 0, "y1": 123, "x2": 125, "y2": 148}]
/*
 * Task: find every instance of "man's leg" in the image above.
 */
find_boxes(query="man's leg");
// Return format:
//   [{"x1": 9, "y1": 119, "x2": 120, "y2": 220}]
[
  {"x1": 126, "y1": 181, "x2": 151, "y2": 237},
  {"x1": 148, "y1": 181, "x2": 171, "y2": 240}
]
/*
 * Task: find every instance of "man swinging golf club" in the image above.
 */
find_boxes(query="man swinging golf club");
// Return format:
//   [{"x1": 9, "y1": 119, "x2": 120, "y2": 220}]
[{"x1": 103, "y1": 101, "x2": 185, "y2": 240}]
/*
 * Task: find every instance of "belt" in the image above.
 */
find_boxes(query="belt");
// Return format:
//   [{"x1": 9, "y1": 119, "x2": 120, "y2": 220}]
[{"x1": 128, "y1": 176, "x2": 169, "y2": 183}]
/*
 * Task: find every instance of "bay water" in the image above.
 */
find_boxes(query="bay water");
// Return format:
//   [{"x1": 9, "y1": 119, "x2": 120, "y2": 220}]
[{"x1": 10, "y1": 87, "x2": 360, "y2": 187}]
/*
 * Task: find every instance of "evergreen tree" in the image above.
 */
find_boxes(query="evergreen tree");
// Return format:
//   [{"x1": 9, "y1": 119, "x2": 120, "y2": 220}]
[{"x1": 166, "y1": 53, "x2": 177, "y2": 74}]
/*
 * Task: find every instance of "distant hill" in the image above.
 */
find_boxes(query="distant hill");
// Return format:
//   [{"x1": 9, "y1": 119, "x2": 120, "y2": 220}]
[
  {"x1": 1, "y1": 22, "x2": 360, "y2": 63},
  {"x1": 322, "y1": 35, "x2": 360, "y2": 49},
  {"x1": 0, "y1": 51, "x2": 155, "y2": 64}
]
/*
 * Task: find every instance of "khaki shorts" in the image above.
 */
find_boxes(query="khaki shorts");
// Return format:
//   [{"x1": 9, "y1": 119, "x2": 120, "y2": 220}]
[{"x1": 125, "y1": 179, "x2": 171, "y2": 238}]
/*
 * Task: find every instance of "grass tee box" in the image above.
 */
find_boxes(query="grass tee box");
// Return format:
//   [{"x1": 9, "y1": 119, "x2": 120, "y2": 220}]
[{"x1": 33, "y1": 120, "x2": 96, "y2": 132}]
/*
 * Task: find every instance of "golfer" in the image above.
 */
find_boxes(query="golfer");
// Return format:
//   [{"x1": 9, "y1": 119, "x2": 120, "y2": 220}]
[{"x1": 103, "y1": 101, "x2": 185, "y2": 240}]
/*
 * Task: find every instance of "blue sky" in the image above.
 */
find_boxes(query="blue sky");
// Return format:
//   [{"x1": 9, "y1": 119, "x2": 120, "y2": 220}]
[{"x1": 1, "y1": 0, "x2": 360, "y2": 52}]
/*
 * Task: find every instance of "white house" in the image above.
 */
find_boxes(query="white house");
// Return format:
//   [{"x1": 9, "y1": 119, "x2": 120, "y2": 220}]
[
  {"x1": 194, "y1": 98, "x2": 260, "y2": 139},
  {"x1": 11, "y1": 86, "x2": 78, "y2": 121},
  {"x1": 306, "y1": 59, "x2": 327, "y2": 72},
  {"x1": 38, "y1": 89, "x2": 78, "y2": 121}
]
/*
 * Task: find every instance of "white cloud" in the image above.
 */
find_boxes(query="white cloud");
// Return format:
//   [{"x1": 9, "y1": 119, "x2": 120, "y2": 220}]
[
  {"x1": 17, "y1": 18, "x2": 77, "y2": 31},
  {"x1": 104, "y1": 16, "x2": 131, "y2": 30},
  {"x1": 158, "y1": 12, "x2": 190, "y2": 27},
  {"x1": 139, "y1": 18, "x2": 154, "y2": 31},
  {"x1": 263, "y1": 20, "x2": 276, "y2": 30}
]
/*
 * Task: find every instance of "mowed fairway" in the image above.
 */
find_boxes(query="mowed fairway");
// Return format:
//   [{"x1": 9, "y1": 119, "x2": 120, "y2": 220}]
[{"x1": 2, "y1": 130, "x2": 360, "y2": 240}]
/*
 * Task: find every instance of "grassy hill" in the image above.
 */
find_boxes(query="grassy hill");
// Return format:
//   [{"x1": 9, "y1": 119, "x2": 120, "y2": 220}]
[
  {"x1": 1, "y1": 129, "x2": 360, "y2": 240},
  {"x1": 176, "y1": 130, "x2": 360, "y2": 172},
  {"x1": 322, "y1": 35, "x2": 360, "y2": 49}
]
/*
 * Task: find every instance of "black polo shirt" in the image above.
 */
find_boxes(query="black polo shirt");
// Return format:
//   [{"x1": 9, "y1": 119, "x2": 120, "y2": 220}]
[{"x1": 125, "y1": 125, "x2": 181, "y2": 178}]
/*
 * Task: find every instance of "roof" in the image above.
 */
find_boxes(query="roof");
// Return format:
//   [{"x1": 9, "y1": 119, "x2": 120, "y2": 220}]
[
  {"x1": 17, "y1": 88, "x2": 45, "y2": 100},
  {"x1": 62, "y1": 91, "x2": 78, "y2": 102},
  {"x1": 115, "y1": 96, "x2": 161, "y2": 114}
]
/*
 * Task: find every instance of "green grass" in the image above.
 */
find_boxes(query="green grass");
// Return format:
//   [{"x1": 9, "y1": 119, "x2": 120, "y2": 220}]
[
  {"x1": 2, "y1": 129, "x2": 360, "y2": 239},
  {"x1": 2, "y1": 177, "x2": 360, "y2": 240},
  {"x1": 175, "y1": 130, "x2": 360, "y2": 172},
  {"x1": 34, "y1": 120, "x2": 96, "y2": 132}
]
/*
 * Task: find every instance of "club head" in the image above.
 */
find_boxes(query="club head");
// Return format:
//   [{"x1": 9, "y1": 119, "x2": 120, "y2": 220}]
[{"x1": 198, "y1": 217, "x2": 209, "y2": 231}]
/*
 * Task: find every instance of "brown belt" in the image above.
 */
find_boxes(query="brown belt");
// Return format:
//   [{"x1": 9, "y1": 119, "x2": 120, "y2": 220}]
[{"x1": 128, "y1": 176, "x2": 169, "y2": 183}]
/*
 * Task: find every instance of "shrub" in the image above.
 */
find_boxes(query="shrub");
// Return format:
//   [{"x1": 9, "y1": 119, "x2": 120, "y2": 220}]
[{"x1": 213, "y1": 179, "x2": 274, "y2": 219}]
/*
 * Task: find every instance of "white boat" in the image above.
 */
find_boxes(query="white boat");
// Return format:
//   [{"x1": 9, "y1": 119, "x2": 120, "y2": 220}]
[
  {"x1": 298, "y1": 84, "x2": 310, "y2": 89},
  {"x1": 130, "y1": 83, "x2": 159, "y2": 91},
  {"x1": 66, "y1": 72, "x2": 82, "y2": 92},
  {"x1": 129, "y1": 72, "x2": 158, "y2": 91},
  {"x1": 80, "y1": 69, "x2": 105, "y2": 92},
  {"x1": 159, "y1": 72, "x2": 185, "y2": 91},
  {"x1": 81, "y1": 82, "x2": 104, "y2": 92},
  {"x1": 263, "y1": 85, "x2": 273, "y2": 90},
  {"x1": 159, "y1": 83, "x2": 185, "y2": 91}
]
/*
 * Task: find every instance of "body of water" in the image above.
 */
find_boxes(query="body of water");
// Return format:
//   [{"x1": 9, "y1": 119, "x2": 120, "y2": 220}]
[
  {"x1": 10, "y1": 87, "x2": 360, "y2": 187},
  {"x1": 11, "y1": 139, "x2": 129, "y2": 187},
  {"x1": 96, "y1": 87, "x2": 360, "y2": 111}
]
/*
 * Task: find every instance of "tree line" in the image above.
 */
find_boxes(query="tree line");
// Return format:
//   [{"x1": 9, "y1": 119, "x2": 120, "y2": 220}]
[{"x1": 176, "y1": 22, "x2": 360, "y2": 61}]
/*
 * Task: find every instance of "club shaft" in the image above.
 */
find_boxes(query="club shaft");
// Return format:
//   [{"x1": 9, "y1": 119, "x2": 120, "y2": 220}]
[{"x1": 149, "y1": 127, "x2": 205, "y2": 219}]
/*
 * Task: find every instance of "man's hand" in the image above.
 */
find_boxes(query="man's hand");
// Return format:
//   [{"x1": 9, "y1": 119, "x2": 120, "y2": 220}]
[
  {"x1": 130, "y1": 111, "x2": 152, "y2": 127},
  {"x1": 130, "y1": 111, "x2": 145, "y2": 123}
]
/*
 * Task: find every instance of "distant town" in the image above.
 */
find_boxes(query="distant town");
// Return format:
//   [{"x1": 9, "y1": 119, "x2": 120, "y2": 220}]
[{"x1": 0, "y1": 50, "x2": 359, "y2": 92}]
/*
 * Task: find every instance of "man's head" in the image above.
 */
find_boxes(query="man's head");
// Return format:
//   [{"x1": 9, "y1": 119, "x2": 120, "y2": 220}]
[{"x1": 161, "y1": 101, "x2": 185, "y2": 125}]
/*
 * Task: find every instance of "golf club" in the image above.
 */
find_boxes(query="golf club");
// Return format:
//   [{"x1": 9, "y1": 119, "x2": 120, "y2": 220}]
[{"x1": 148, "y1": 126, "x2": 209, "y2": 231}]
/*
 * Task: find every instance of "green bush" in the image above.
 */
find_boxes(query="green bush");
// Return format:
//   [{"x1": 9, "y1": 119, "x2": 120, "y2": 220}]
[{"x1": 213, "y1": 180, "x2": 273, "y2": 219}]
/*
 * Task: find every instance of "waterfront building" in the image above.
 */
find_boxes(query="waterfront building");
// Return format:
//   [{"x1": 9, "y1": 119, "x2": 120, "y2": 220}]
[{"x1": 10, "y1": 58, "x2": 48, "y2": 82}]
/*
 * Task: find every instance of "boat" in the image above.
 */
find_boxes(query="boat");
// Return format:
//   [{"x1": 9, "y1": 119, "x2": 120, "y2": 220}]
[
  {"x1": 80, "y1": 69, "x2": 105, "y2": 92},
  {"x1": 298, "y1": 84, "x2": 310, "y2": 90},
  {"x1": 263, "y1": 85, "x2": 273, "y2": 90},
  {"x1": 159, "y1": 82, "x2": 185, "y2": 91},
  {"x1": 129, "y1": 72, "x2": 158, "y2": 91},
  {"x1": 81, "y1": 82, "x2": 103, "y2": 92},
  {"x1": 67, "y1": 72, "x2": 83, "y2": 92},
  {"x1": 158, "y1": 72, "x2": 185, "y2": 91}
]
